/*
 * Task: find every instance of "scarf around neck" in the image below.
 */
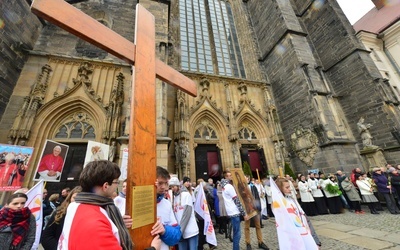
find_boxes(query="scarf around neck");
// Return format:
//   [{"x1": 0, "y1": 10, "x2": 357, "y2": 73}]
[
  {"x1": 0, "y1": 207, "x2": 31, "y2": 247},
  {"x1": 74, "y1": 192, "x2": 133, "y2": 250}
]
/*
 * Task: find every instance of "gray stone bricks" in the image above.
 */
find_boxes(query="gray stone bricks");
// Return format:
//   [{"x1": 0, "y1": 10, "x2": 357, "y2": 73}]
[
  {"x1": 246, "y1": 0, "x2": 400, "y2": 171},
  {"x1": 0, "y1": 1, "x2": 42, "y2": 121}
]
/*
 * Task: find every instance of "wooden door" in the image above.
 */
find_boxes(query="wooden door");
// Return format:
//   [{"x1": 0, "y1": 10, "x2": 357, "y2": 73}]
[{"x1": 195, "y1": 144, "x2": 221, "y2": 182}]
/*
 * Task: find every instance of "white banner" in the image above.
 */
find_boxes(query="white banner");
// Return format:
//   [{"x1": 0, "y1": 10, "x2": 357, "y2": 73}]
[
  {"x1": 270, "y1": 177, "x2": 317, "y2": 250},
  {"x1": 194, "y1": 185, "x2": 217, "y2": 246},
  {"x1": 25, "y1": 180, "x2": 44, "y2": 250}
]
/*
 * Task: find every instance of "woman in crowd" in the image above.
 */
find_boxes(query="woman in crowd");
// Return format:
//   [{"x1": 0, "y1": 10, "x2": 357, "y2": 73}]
[
  {"x1": 275, "y1": 177, "x2": 321, "y2": 248},
  {"x1": 388, "y1": 167, "x2": 400, "y2": 207},
  {"x1": 321, "y1": 175, "x2": 342, "y2": 214},
  {"x1": 341, "y1": 177, "x2": 364, "y2": 214},
  {"x1": 308, "y1": 173, "x2": 329, "y2": 215},
  {"x1": 0, "y1": 192, "x2": 36, "y2": 250},
  {"x1": 356, "y1": 174, "x2": 380, "y2": 214},
  {"x1": 254, "y1": 178, "x2": 267, "y2": 223},
  {"x1": 213, "y1": 181, "x2": 228, "y2": 238},
  {"x1": 298, "y1": 175, "x2": 318, "y2": 216},
  {"x1": 264, "y1": 179, "x2": 274, "y2": 218},
  {"x1": 48, "y1": 194, "x2": 59, "y2": 210},
  {"x1": 41, "y1": 186, "x2": 82, "y2": 250},
  {"x1": 372, "y1": 167, "x2": 400, "y2": 214}
]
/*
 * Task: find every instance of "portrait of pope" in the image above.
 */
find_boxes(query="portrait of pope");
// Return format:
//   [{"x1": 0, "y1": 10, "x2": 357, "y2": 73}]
[{"x1": 35, "y1": 140, "x2": 69, "y2": 182}]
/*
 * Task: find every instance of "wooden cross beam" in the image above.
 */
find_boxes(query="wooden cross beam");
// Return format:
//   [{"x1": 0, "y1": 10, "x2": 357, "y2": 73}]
[{"x1": 31, "y1": 0, "x2": 197, "y2": 249}]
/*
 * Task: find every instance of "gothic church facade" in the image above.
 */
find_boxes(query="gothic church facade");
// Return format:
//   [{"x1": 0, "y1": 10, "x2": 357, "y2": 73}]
[{"x1": 1, "y1": 0, "x2": 399, "y2": 188}]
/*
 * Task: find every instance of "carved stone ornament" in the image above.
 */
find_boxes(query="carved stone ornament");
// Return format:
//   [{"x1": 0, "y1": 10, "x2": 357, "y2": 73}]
[{"x1": 290, "y1": 127, "x2": 319, "y2": 166}]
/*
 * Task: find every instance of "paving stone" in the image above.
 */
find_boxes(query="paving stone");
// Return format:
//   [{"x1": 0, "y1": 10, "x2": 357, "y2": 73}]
[
  {"x1": 310, "y1": 220, "x2": 330, "y2": 226},
  {"x1": 340, "y1": 236, "x2": 394, "y2": 250},
  {"x1": 316, "y1": 222, "x2": 360, "y2": 232},
  {"x1": 383, "y1": 234, "x2": 400, "y2": 245},
  {"x1": 317, "y1": 228, "x2": 355, "y2": 240},
  {"x1": 385, "y1": 246, "x2": 400, "y2": 250},
  {"x1": 347, "y1": 228, "x2": 391, "y2": 238}
]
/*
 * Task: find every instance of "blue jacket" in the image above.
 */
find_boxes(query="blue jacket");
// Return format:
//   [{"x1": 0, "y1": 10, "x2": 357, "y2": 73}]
[
  {"x1": 213, "y1": 188, "x2": 220, "y2": 217},
  {"x1": 160, "y1": 224, "x2": 181, "y2": 246},
  {"x1": 372, "y1": 172, "x2": 392, "y2": 194}
]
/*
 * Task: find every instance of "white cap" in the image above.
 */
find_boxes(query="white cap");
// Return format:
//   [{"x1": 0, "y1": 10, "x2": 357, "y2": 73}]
[{"x1": 169, "y1": 176, "x2": 180, "y2": 187}]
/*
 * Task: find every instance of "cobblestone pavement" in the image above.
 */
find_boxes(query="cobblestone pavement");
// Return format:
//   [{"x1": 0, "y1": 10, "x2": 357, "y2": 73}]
[{"x1": 206, "y1": 206, "x2": 400, "y2": 250}]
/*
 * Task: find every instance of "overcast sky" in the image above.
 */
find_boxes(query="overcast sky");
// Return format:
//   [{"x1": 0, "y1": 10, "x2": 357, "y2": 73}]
[{"x1": 336, "y1": 0, "x2": 375, "y2": 24}]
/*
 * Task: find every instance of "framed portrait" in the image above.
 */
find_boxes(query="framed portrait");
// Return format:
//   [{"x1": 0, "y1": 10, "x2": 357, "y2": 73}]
[
  {"x1": 230, "y1": 168, "x2": 258, "y2": 219},
  {"x1": 83, "y1": 140, "x2": 110, "y2": 168},
  {"x1": 0, "y1": 144, "x2": 34, "y2": 191},
  {"x1": 34, "y1": 140, "x2": 69, "y2": 182}
]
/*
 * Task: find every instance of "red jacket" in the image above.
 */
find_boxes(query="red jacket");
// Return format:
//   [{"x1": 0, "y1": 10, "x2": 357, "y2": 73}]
[{"x1": 58, "y1": 203, "x2": 121, "y2": 250}]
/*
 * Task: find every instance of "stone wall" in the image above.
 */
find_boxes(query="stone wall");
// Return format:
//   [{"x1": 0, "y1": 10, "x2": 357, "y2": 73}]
[
  {"x1": 246, "y1": 0, "x2": 372, "y2": 173},
  {"x1": 33, "y1": 0, "x2": 136, "y2": 62},
  {"x1": 246, "y1": 0, "x2": 400, "y2": 171},
  {"x1": 298, "y1": 0, "x2": 400, "y2": 163},
  {"x1": 0, "y1": 1, "x2": 42, "y2": 121}
]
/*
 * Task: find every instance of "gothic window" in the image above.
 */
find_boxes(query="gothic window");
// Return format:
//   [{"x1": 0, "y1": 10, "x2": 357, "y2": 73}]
[
  {"x1": 238, "y1": 127, "x2": 257, "y2": 140},
  {"x1": 194, "y1": 124, "x2": 218, "y2": 139},
  {"x1": 179, "y1": 0, "x2": 245, "y2": 78},
  {"x1": 54, "y1": 112, "x2": 96, "y2": 139}
]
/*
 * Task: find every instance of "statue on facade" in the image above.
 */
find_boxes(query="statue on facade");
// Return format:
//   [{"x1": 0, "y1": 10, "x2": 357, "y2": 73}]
[
  {"x1": 179, "y1": 141, "x2": 190, "y2": 165},
  {"x1": 175, "y1": 142, "x2": 180, "y2": 165},
  {"x1": 108, "y1": 141, "x2": 116, "y2": 162},
  {"x1": 274, "y1": 142, "x2": 282, "y2": 162},
  {"x1": 184, "y1": 142, "x2": 190, "y2": 164},
  {"x1": 232, "y1": 144, "x2": 239, "y2": 165},
  {"x1": 357, "y1": 117, "x2": 377, "y2": 149}
]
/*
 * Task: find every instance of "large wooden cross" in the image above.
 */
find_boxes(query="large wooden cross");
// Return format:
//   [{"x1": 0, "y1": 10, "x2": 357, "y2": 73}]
[{"x1": 31, "y1": 0, "x2": 197, "y2": 248}]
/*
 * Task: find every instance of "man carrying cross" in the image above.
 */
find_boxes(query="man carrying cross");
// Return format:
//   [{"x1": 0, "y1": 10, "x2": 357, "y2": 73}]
[{"x1": 58, "y1": 160, "x2": 161, "y2": 250}]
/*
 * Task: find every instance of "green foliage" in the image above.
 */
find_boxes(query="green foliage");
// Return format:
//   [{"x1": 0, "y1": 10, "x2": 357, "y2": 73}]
[
  {"x1": 242, "y1": 161, "x2": 253, "y2": 179},
  {"x1": 284, "y1": 162, "x2": 296, "y2": 179},
  {"x1": 325, "y1": 183, "x2": 342, "y2": 195}
]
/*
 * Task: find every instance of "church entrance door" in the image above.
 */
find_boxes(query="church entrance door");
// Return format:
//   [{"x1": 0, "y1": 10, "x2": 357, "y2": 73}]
[
  {"x1": 195, "y1": 144, "x2": 221, "y2": 183},
  {"x1": 240, "y1": 145, "x2": 268, "y2": 179}
]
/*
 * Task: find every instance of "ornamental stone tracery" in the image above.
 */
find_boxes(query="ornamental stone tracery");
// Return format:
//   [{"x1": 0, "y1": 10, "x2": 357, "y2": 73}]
[{"x1": 54, "y1": 112, "x2": 96, "y2": 139}]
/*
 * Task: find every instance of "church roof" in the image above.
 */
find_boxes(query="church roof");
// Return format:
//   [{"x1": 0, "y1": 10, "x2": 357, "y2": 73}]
[{"x1": 353, "y1": 2, "x2": 400, "y2": 34}]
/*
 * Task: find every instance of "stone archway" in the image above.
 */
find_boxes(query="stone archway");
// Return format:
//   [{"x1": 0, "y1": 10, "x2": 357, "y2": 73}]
[
  {"x1": 189, "y1": 109, "x2": 228, "y2": 180},
  {"x1": 26, "y1": 93, "x2": 106, "y2": 186}
]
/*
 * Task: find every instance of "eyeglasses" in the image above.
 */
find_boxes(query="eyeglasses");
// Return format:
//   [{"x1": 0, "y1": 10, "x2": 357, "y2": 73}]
[
  {"x1": 157, "y1": 181, "x2": 169, "y2": 187},
  {"x1": 112, "y1": 181, "x2": 119, "y2": 185}
]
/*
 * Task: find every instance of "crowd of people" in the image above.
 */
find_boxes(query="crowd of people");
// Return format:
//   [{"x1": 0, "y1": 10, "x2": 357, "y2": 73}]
[
  {"x1": 292, "y1": 164, "x2": 400, "y2": 217},
  {"x1": 1, "y1": 162, "x2": 400, "y2": 250}
]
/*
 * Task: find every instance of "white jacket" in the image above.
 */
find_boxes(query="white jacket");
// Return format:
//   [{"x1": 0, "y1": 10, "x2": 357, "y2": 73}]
[
  {"x1": 298, "y1": 181, "x2": 315, "y2": 202},
  {"x1": 308, "y1": 178, "x2": 324, "y2": 198},
  {"x1": 356, "y1": 179, "x2": 374, "y2": 196}
]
